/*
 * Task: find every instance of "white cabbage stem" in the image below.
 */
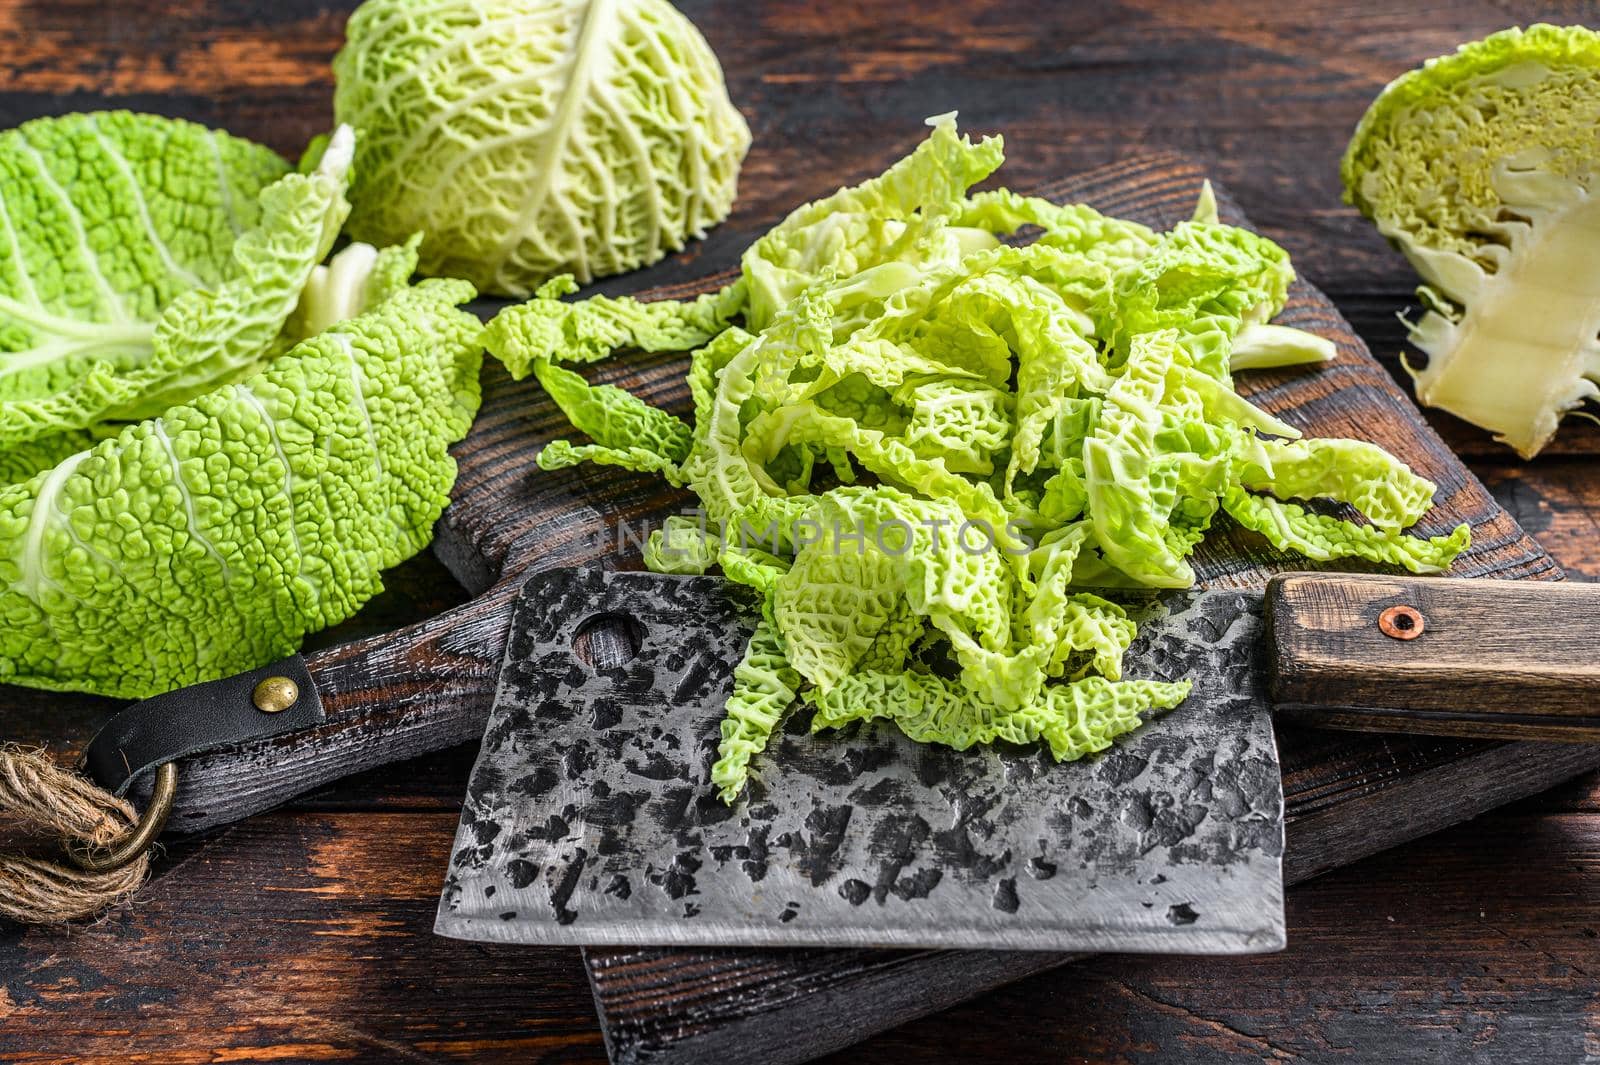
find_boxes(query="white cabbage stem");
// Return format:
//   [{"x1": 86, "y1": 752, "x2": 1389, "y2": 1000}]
[
  {"x1": 296, "y1": 242, "x2": 383, "y2": 339},
  {"x1": 1398, "y1": 169, "x2": 1600, "y2": 458}
]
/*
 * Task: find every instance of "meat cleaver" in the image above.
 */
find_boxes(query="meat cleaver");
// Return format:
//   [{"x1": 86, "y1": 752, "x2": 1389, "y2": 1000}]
[{"x1": 434, "y1": 566, "x2": 1600, "y2": 955}]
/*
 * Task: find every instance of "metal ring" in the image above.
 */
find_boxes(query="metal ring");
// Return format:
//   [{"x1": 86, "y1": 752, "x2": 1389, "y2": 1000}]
[{"x1": 66, "y1": 762, "x2": 178, "y2": 873}]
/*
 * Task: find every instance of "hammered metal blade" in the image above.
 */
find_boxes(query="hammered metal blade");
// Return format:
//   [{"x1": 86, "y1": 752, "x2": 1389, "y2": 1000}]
[{"x1": 435, "y1": 567, "x2": 1285, "y2": 954}]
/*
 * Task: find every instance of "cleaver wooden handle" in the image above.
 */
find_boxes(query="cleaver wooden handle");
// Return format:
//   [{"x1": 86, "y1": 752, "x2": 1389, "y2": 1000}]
[{"x1": 1267, "y1": 572, "x2": 1600, "y2": 742}]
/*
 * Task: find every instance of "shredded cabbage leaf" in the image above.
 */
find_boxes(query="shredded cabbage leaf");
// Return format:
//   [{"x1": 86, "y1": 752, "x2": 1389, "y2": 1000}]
[{"x1": 488, "y1": 116, "x2": 1470, "y2": 801}]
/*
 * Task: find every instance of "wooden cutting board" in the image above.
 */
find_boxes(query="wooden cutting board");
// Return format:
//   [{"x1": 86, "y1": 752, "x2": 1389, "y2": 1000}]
[
  {"x1": 557, "y1": 155, "x2": 1600, "y2": 1063},
  {"x1": 2, "y1": 151, "x2": 1592, "y2": 1061}
]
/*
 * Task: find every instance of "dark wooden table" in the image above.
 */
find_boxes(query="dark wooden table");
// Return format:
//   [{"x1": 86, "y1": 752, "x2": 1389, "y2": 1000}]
[{"x1": 4, "y1": 1, "x2": 1600, "y2": 1061}]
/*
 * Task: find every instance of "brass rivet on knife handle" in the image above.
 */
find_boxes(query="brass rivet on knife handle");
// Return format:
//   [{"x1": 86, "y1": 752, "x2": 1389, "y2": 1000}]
[
  {"x1": 252, "y1": 676, "x2": 299, "y2": 714},
  {"x1": 64, "y1": 761, "x2": 178, "y2": 874},
  {"x1": 1377, "y1": 604, "x2": 1425, "y2": 641}
]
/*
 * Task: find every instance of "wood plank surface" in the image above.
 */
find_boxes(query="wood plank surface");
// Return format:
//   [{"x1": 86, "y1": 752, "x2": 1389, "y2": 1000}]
[{"x1": 4, "y1": 1, "x2": 1600, "y2": 1063}]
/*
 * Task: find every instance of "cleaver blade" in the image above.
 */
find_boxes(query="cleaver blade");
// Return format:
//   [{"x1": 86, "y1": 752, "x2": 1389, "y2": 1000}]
[{"x1": 435, "y1": 566, "x2": 1285, "y2": 955}]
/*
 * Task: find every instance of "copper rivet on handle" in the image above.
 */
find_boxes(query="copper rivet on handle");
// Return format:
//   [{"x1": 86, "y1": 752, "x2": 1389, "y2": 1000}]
[
  {"x1": 252, "y1": 676, "x2": 299, "y2": 713},
  {"x1": 1378, "y1": 605, "x2": 1425, "y2": 641}
]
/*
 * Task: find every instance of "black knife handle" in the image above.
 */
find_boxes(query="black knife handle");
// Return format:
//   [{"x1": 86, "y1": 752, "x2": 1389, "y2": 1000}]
[
  {"x1": 83, "y1": 655, "x2": 324, "y2": 797},
  {"x1": 1267, "y1": 572, "x2": 1600, "y2": 742},
  {"x1": 144, "y1": 580, "x2": 519, "y2": 832}
]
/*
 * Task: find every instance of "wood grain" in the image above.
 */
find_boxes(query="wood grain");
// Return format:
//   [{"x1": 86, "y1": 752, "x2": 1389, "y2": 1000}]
[
  {"x1": 1268, "y1": 573, "x2": 1600, "y2": 737},
  {"x1": 817, "y1": 799, "x2": 1600, "y2": 1065},
  {"x1": 2, "y1": 1, "x2": 1600, "y2": 1063},
  {"x1": 1, "y1": 812, "x2": 611, "y2": 1064}
]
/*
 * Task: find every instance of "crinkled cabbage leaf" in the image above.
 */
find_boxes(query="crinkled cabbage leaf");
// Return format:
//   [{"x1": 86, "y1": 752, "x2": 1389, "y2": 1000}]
[
  {"x1": 0, "y1": 280, "x2": 483, "y2": 699},
  {"x1": 334, "y1": 0, "x2": 751, "y2": 297},
  {"x1": 0, "y1": 115, "x2": 360, "y2": 468}
]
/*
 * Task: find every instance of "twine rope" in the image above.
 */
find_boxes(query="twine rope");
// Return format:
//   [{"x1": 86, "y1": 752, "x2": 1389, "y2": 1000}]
[{"x1": 0, "y1": 745, "x2": 151, "y2": 923}]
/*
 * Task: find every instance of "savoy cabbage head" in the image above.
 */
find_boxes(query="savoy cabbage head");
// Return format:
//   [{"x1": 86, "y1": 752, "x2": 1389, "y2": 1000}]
[
  {"x1": 333, "y1": 0, "x2": 751, "y2": 298},
  {"x1": 1342, "y1": 24, "x2": 1600, "y2": 457}
]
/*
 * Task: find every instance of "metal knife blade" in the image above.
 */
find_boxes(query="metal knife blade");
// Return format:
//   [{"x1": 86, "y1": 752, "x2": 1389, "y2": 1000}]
[{"x1": 435, "y1": 567, "x2": 1284, "y2": 954}]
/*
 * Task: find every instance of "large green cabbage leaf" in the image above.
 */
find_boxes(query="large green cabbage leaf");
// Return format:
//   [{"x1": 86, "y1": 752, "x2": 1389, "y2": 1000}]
[
  {"x1": 0, "y1": 113, "x2": 359, "y2": 471},
  {"x1": 0, "y1": 280, "x2": 483, "y2": 699},
  {"x1": 488, "y1": 117, "x2": 1470, "y2": 801}
]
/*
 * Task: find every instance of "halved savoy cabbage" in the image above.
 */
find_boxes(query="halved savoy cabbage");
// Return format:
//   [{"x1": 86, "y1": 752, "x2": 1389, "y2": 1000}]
[
  {"x1": 1343, "y1": 24, "x2": 1600, "y2": 457},
  {"x1": 333, "y1": 0, "x2": 751, "y2": 297}
]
